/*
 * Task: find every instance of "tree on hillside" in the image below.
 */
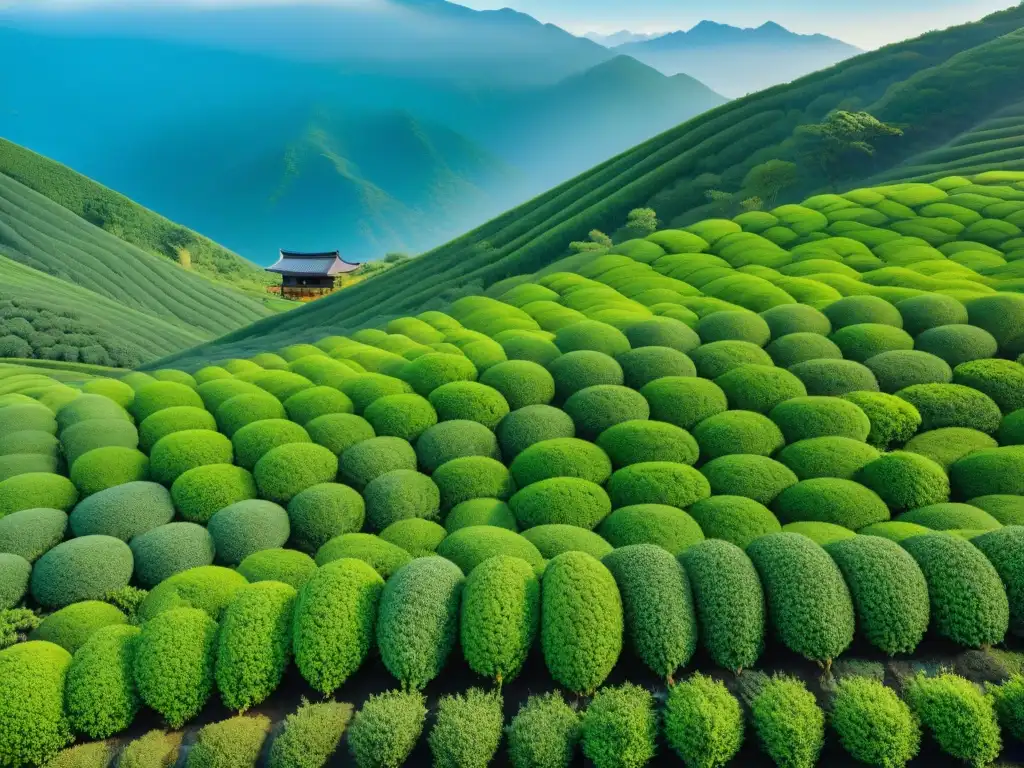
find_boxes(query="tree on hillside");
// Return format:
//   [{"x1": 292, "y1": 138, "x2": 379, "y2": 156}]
[
  {"x1": 704, "y1": 189, "x2": 735, "y2": 217},
  {"x1": 796, "y1": 111, "x2": 903, "y2": 186},
  {"x1": 625, "y1": 208, "x2": 658, "y2": 236},
  {"x1": 589, "y1": 230, "x2": 613, "y2": 248},
  {"x1": 743, "y1": 160, "x2": 798, "y2": 207}
]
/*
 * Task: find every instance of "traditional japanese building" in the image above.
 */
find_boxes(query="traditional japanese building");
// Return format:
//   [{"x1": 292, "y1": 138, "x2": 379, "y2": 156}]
[{"x1": 266, "y1": 250, "x2": 359, "y2": 300}]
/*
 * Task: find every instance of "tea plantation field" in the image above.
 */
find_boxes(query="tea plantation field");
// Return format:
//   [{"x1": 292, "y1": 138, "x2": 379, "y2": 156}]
[{"x1": 3, "y1": 173, "x2": 1024, "y2": 766}]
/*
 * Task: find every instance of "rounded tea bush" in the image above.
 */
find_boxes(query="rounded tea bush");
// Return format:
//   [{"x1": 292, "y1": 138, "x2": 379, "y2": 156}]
[
  {"x1": 0, "y1": 472, "x2": 78, "y2": 516},
  {"x1": 581, "y1": 683, "x2": 656, "y2": 768},
  {"x1": 897, "y1": 292, "x2": 968, "y2": 335},
  {"x1": 400, "y1": 353, "x2": 478, "y2": 397},
  {"x1": 380, "y1": 519, "x2": 447, "y2": 557},
  {"x1": 841, "y1": 391, "x2": 922, "y2": 449},
  {"x1": 364, "y1": 394, "x2": 437, "y2": 442},
  {"x1": 548, "y1": 350, "x2": 623, "y2": 401},
  {"x1": 197, "y1": 379, "x2": 263, "y2": 413},
  {"x1": 133, "y1": 607, "x2": 218, "y2": 728},
  {"x1": 616, "y1": 347, "x2": 696, "y2": 389},
  {"x1": 597, "y1": 420, "x2": 698, "y2": 469},
  {"x1": 700, "y1": 454, "x2": 797, "y2": 505},
  {"x1": 968, "y1": 494, "x2": 1024, "y2": 525},
  {"x1": 215, "y1": 392, "x2": 287, "y2": 437},
  {"x1": 916, "y1": 324, "x2": 999, "y2": 367},
  {"x1": 232, "y1": 419, "x2": 311, "y2": 471},
  {"x1": 363, "y1": 470, "x2": 441, "y2": 531},
  {"x1": 563, "y1": 385, "x2": 650, "y2": 440},
  {"x1": 460, "y1": 555, "x2": 539, "y2": 683},
  {"x1": 830, "y1": 323, "x2": 914, "y2": 362},
  {"x1": 252, "y1": 370, "x2": 315, "y2": 402},
  {"x1": 0, "y1": 429, "x2": 59, "y2": 460},
  {"x1": 347, "y1": 690, "x2": 427, "y2": 768},
  {"x1": 831, "y1": 677, "x2": 920, "y2": 768},
  {"x1": 772, "y1": 477, "x2": 889, "y2": 529},
  {"x1": 139, "y1": 406, "x2": 217, "y2": 453},
  {"x1": 236, "y1": 548, "x2": 316, "y2": 590},
  {"x1": 284, "y1": 386, "x2": 353, "y2": 426},
  {"x1": 751, "y1": 676, "x2": 825, "y2": 768},
  {"x1": 950, "y1": 446, "x2": 1024, "y2": 497},
  {"x1": 691, "y1": 340, "x2": 774, "y2": 379},
  {"x1": 208, "y1": 500, "x2": 290, "y2": 565},
  {"x1": 953, "y1": 358, "x2": 1024, "y2": 414},
  {"x1": 254, "y1": 443, "x2": 339, "y2": 504},
  {"x1": 509, "y1": 477, "x2": 611, "y2": 530},
  {"x1": 0, "y1": 551, "x2": 30, "y2": 608},
  {"x1": 287, "y1": 482, "x2": 365, "y2": 553},
  {"x1": 521, "y1": 524, "x2": 612, "y2": 559},
  {"x1": 306, "y1": 413, "x2": 375, "y2": 457},
  {"x1": 715, "y1": 364, "x2": 806, "y2": 414},
  {"x1": 30, "y1": 535, "x2": 133, "y2": 608},
  {"x1": 761, "y1": 303, "x2": 832, "y2": 338},
  {"x1": 597, "y1": 504, "x2": 704, "y2": 556},
  {"x1": 267, "y1": 699, "x2": 354, "y2": 768},
  {"x1": 904, "y1": 427, "x2": 999, "y2": 470},
  {"x1": 863, "y1": 350, "x2": 953, "y2": 394},
  {"x1": 338, "y1": 436, "x2": 416, "y2": 490},
  {"x1": 69, "y1": 480, "x2": 174, "y2": 541},
  {"x1": 479, "y1": 360, "x2": 555, "y2": 410},
  {"x1": 688, "y1": 495, "x2": 782, "y2": 549},
  {"x1": 608, "y1": 462, "x2": 711, "y2": 509},
  {"x1": 377, "y1": 556, "x2": 465, "y2": 690},
  {"x1": 0, "y1": 453, "x2": 59, "y2": 484},
  {"x1": 70, "y1": 446, "x2": 150, "y2": 497},
  {"x1": 432, "y1": 456, "x2": 512, "y2": 512},
  {"x1": 693, "y1": 410, "x2": 785, "y2": 461},
  {"x1": 170, "y1": 464, "x2": 257, "y2": 524},
  {"x1": 970, "y1": 526, "x2": 1024, "y2": 631},
  {"x1": 445, "y1": 498, "x2": 517, "y2": 533},
  {"x1": 130, "y1": 522, "x2": 215, "y2": 588},
  {"x1": 57, "y1": 395, "x2": 128, "y2": 432},
  {"x1": 436, "y1": 525, "x2": 544, "y2": 575},
  {"x1": 339, "y1": 374, "x2": 414, "y2": 413},
  {"x1": 496, "y1": 405, "x2": 576, "y2": 461},
  {"x1": 138, "y1": 565, "x2": 247, "y2": 622},
  {"x1": 131, "y1": 382, "x2": 204, "y2": 423},
  {"x1": 554, "y1": 320, "x2": 630, "y2": 357},
  {"x1": 0, "y1": 641, "x2": 73, "y2": 767},
  {"x1": 625, "y1": 316, "x2": 701, "y2": 352},
  {"x1": 416, "y1": 420, "x2": 500, "y2": 474},
  {"x1": 697, "y1": 310, "x2": 771, "y2": 346},
  {"x1": 766, "y1": 332, "x2": 843, "y2": 368},
  {"x1": 901, "y1": 533, "x2": 1009, "y2": 647},
  {"x1": 777, "y1": 436, "x2": 880, "y2": 480},
  {"x1": 0, "y1": 506, "x2": 67, "y2": 562},
  {"x1": 789, "y1": 359, "x2": 879, "y2": 397},
  {"x1": 858, "y1": 451, "x2": 950, "y2": 512},
  {"x1": 824, "y1": 535, "x2": 929, "y2": 655},
  {"x1": 783, "y1": 521, "x2": 856, "y2": 546},
  {"x1": 825, "y1": 294, "x2": 903, "y2": 329},
  {"x1": 65, "y1": 624, "x2": 141, "y2": 740},
  {"x1": 429, "y1": 381, "x2": 510, "y2": 430},
  {"x1": 896, "y1": 383, "x2": 1001, "y2": 433},
  {"x1": 31, "y1": 599, "x2": 127, "y2": 654},
  {"x1": 292, "y1": 558, "x2": 384, "y2": 696},
  {"x1": 149, "y1": 430, "x2": 234, "y2": 486},
  {"x1": 314, "y1": 533, "x2": 412, "y2": 579},
  {"x1": 61, "y1": 419, "x2": 140, "y2": 468},
  {"x1": 186, "y1": 715, "x2": 272, "y2": 768},
  {"x1": 509, "y1": 437, "x2": 610, "y2": 487},
  {"x1": 770, "y1": 396, "x2": 870, "y2": 443},
  {"x1": 747, "y1": 532, "x2": 855, "y2": 663},
  {"x1": 999, "y1": 409, "x2": 1024, "y2": 446},
  {"x1": 428, "y1": 688, "x2": 504, "y2": 768},
  {"x1": 663, "y1": 674, "x2": 744, "y2": 768},
  {"x1": 541, "y1": 551, "x2": 622, "y2": 695},
  {"x1": 898, "y1": 503, "x2": 1001, "y2": 531},
  {"x1": 506, "y1": 692, "x2": 581, "y2": 768}
]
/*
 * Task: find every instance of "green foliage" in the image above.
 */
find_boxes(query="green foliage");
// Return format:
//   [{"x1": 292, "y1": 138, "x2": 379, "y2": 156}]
[
  {"x1": 446, "y1": 498, "x2": 517, "y2": 532},
  {"x1": 69, "y1": 446, "x2": 149, "y2": 497},
  {"x1": 283, "y1": 386, "x2": 353, "y2": 426},
  {"x1": 691, "y1": 340, "x2": 773, "y2": 379},
  {"x1": 616, "y1": 347, "x2": 696, "y2": 390},
  {"x1": 972, "y1": 526, "x2": 1024, "y2": 632},
  {"x1": 479, "y1": 360, "x2": 555, "y2": 410},
  {"x1": 131, "y1": 381, "x2": 204, "y2": 423},
  {"x1": 348, "y1": 690, "x2": 427, "y2": 768},
  {"x1": 340, "y1": 374, "x2": 414, "y2": 413},
  {"x1": 789, "y1": 359, "x2": 879, "y2": 397},
  {"x1": 129, "y1": 522, "x2": 215, "y2": 588},
  {"x1": 186, "y1": 715, "x2": 271, "y2": 768},
  {"x1": 580, "y1": 683, "x2": 657, "y2": 768},
  {"x1": 314, "y1": 533, "x2": 412, "y2": 578},
  {"x1": 433, "y1": 456, "x2": 512, "y2": 512},
  {"x1": 0, "y1": 506, "x2": 67, "y2": 562},
  {"x1": 0, "y1": 552, "x2": 30, "y2": 609},
  {"x1": 61, "y1": 418, "x2": 140, "y2": 468},
  {"x1": 857, "y1": 451, "x2": 949, "y2": 512},
  {"x1": 915, "y1": 324, "x2": 999, "y2": 367},
  {"x1": 428, "y1": 688, "x2": 504, "y2": 768},
  {"x1": 429, "y1": 381, "x2": 510, "y2": 429},
  {"x1": 898, "y1": 503, "x2": 1000, "y2": 531},
  {"x1": 268, "y1": 699, "x2": 353, "y2": 768},
  {"x1": 506, "y1": 692, "x2": 581, "y2": 768},
  {"x1": 133, "y1": 607, "x2": 218, "y2": 728},
  {"x1": 216, "y1": 392, "x2": 288, "y2": 438},
  {"x1": 119, "y1": 730, "x2": 183, "y2": 768},
  {"x1": 305, "y1": 412, "x2": 375, "y2": 456},
  {"x1": 990, "y1": 675, "x2": 1024, "y2": 742},
  {"x1": 30, "y1": 535, "x2": 133, "y2": 608},
  {"x1": 747, "y1": 533, "x2": 854, "y2": 663},
  {"x1": 149, "y1": 429, "x2": 233, "y2": 486},
  {"x1": 548, "y1": 350, "x2": 624, "y2": 401},
  {"x1": 379, "y1": 518, "x2": 446, "y2": 556},
  {"x1": 496, "y1": 405, "x2": 576, "y2": 460},
  {"x1": 760, "y1": 304, "x2": 831, "y2": 339},
  {"x1": 597, "y1": 420, "x2": 698, "y2": 470},
  {"x1": 521, "y1": 525, "x2": 612, "y2": 559},
  {"x1": 401, "y1": 353, "x2": 478, "y2": 397},
  {"x1": 750, "y1": 676, "x2": 823, "y2": 768},
  {"x1": 688, "y1": 495, "x2": 781, "y2": 549},
  {"x1": 824, "y1": 536, "x2": 930, "y2": 655},
  {"x1": 208, "y1": 500, "x2": 290, "y2": 566},
  {"x1": 608, "y1": 461, "x2": 711, "y2": 509},
  {"x1": 168, "y1": 465, "x2": 255, "y2": 525},
  {"x1": 715, "y1": 364, "x2": 806, "y2": 414},
  {"x1": 777, "y1": 436, "x2": 879, "y2": 480},
  {"x1": 254, "y1": 443, "x2": 338, "y2": 504},
  {"x1": 904, "y1": 427, "x2": 998, "y2": 469},
  {"x1": 509, "y1": 477, "x2": 611, "y2": 530},
  {"x1": 287, "y1": 483, "x2": 365, "y2": 552},
  {"x1": 138, "y1": 565, "x2": 247, "y2": 622},
  {"x1": 663, "y1": 673, "x2": 744, "y2": 768},
  {"x1": 509, "y1": 437, "x2": 610, "y2": 487},
  {"x1": 416, "y1": 420, "x2": 500, "y2": 474},
  {"x1": 766, "y1": 333, "x2": 843, "y2": 368},
  {"x1": 830, "y1": 323, "x2": 914, "y2": 363},
  {"x1": 362, "y1": 469, "x2": 440, "y2": 531},
  {"x1": 770, "y1": 396, "x2": 870, "y2": 443},
  {"x1": 903, "y1": 673, "x2": 1001, "y2": 767},
  {"x1": 0, "y1": 641, "x2": 73, "y2": 767},
  {"x1": 953, "y1": 358, "x2": 1024, "y2": 414},
  {"x1": 231, "y1": 419, "x2": 310, "y2": 471},
  {"x1": 697, "y1": 311, "x2": 771, "y2": 346},
  {"x1": 598, "y1": 504, "x2": 705, "y2": 555},
  {"x1": 772, "y1": 477, "x2": 889, "y2": 529},
  {"x1": 896, "y1": 383, "x2": 1001, "y2": 433},
  {"x1": 236, "y1": 548, "x2": 316, "y2": 590},
  {"x1": 700, "y1": 455, "x2": 797, "y2": 506},
  {"x1": 70, "y1": 480, "x2": 173, "y2": 541},
  {"x1": 540, "y1": 551, "x2": 622, "y2": 695},
  {"x1": 43, "y1": 741, "x2": 116, "y2": 768},
  {"x1": 831, "y1": 676, "x2": 920, "y2": 768},
  {"x1": 968, "y1": 494, "x2": 1024, "y2": 525},
  {"x1": 554, "y1": 320, "x2": 630, "y2": 357},
  {"x1": 840, "y1": 391, "x2": 922, "y2": 448},
  {"x1": 65, "y1": 624, "x2": 141, "y2": 739},
  {"x1": 364, "y1": 394, "x2": 437, "y2": 442},
  {"x1": 562, "y1": 385, "x2": 650, "y2": 440},
  {"x1": 901, "y1": 533, "x2": 1009, "y2": 647},
  {"x1": 32, "y1": 600, "x2": 127, "y2": 654},
  {"x1": 950, "y1": 446, "x2": 1024, "y2": 497}
]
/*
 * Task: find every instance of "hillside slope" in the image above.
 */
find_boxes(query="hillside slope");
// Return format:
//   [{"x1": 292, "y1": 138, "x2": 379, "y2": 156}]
[{"x1": 149, "y1": 4, "x2": 1024, "y2": 368}]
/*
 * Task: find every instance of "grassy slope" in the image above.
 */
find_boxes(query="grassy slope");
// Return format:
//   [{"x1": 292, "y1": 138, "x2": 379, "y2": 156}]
[
  {"x1": 150, "y1": 4, "x2": 1024, "y2": 367},
  {"x1": 0, "y1": 139, "x2": 277, "y2": 294}
]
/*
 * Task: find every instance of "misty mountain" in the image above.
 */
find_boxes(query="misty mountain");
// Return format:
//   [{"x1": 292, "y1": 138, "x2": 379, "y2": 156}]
[
  {"x1": 584, "y1": 30, "x2": 666, "y2": 47},
  {"x1": 616, "y1": 20, "x2": 861, "y2": 96}
]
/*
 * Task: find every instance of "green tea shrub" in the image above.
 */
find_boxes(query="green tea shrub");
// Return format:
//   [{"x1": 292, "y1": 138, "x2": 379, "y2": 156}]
[
  {"x1": 138, "y1": 565, "x2": 247, "y2": 622},
  {"x1": 548, "y1": 350, "x2": 624, "y2": 401},
  {"x1": 208, "y1": 500, "x2": 291, "y2": 565},
  {"x1": 0, "y1": 429, "x2": 58, "y2": 459},
  {"x1": 509, "y1": 477, "x2": 611, "y2": 530},
  {"x1": 950, "y1": 446, "x2": 1024, "y2": 497},
  {"x1": 254, "y1": 443, "x2": 338, "y2": 504},
  {"x1": 152, "y1": 369, "x2": 198, "y2": 388},
  {"x1": 903, "y1": 673, "x2": 1001, "y2": 766},
  {"x1": 509, "y1": 437, "x2": 611, "y2": 487},
  {"x1": 750, "y1": 676, "x2": 823, "y2": 768},
  {"x1": 428, "y1": 688, "x2": 504, "y2": 768},
  {"x1": 991, "y1": 676, "x2": 1024, "y2": 742},
  {"x1": 197, "y1": 379, "x2": 264, "y2": 413},
  {"x1": 433, "y1": 456, "x2": 512, "y2": 512},
  {"x1": 138, "y1": 406, "x2": 217, "y2": 454},
  {"x1": 237, "y1": 548, "x2": 316, "y2": 590},
  {"x1": 306, "y1": 412, "x2": 375, "y2": 456},
  {"x1": 747, "y1": 533, "x2": 854, "y2": 663},
  {"x1": 0, "y1": 506, "x2": 66, "y2": 562},
  {"x1": 603, "y1": 544, "x2": 696, "y2": 679},
  {"x1": 789, "y1": 359, "x2": 879, "y2": 396},
  {"x1": 554, "y1": 320, "x2": 630, "y2": 357},
  {"x1": 287, "y1": 483, "x2": 365, "y2": 552},
  {"x1": 250, "y1": 353, "x2": 289, "y2": 371},
  {"x1": 252, "y1": 370, "x2": 315, "y2": 402},
  {"x1": 283, "y1": 387, "x2": 353, "y2": 427},
  {"x1": 436, "y1": 526, "x2": 544, "y2": 574},
  {"x1": 429, "y1": 381, "x2": 510, "y2": 429},
  {"x1": 0, "y1": 641, "x2": 73, "y2": 767},
  {"x1": 416, "y1": 420, "x2": 500, "y2": 473},
  {"x1": 540, "y1": 551, "x2": 622, "y2": 694},
  {"x1": 608, "y1": 461, "x2": 711, "y2": 509},
  {"x1": 687, "y1": 496, "x2": 781, "y2": 549},
  {"x1": 401, "y1": 353, "x2": 478, "y2": 397},
  {"x1": 268, "y1": 699, "x2": 353, "y2": 768},
  {"x1": 479, "y1": 360, "x2": 555, "y2": 410},
  {"x1": 133, "y1": 607, "x2": 218, "y2": 728},
  {"x1": 972, "y1": 526, "x2": 1024, "y2": 632},
  {"x1": 840, "y1": 391, "x2": 922, "y2": 449},
  {"x1": 340, "y1": 374, "x2": 414, "y2": 413},
  {"x1": 83, "y1": 377, "x2": 137, "y2": 407},
  {"x1": 783, "y1": 521, "x2": 857, "y2": 545},
  {"x1": 130, "y1": 522, "x2": 215, "y2": 588},
  {"x1": 580, "y1": 683, "x2": 656, "y2": 768},
  {"x1": 1, "y1": 404, "x2": 57, "y2": 435},
  {"x1": 31, "y1": 600, "x2": 126, "y2": 653},
  {"x1": 57, "y1": 395, "x2": 128, "y2": 432},
  {"x1": 338, "y1": 436, "x2": 416, "y2": 489},
  {"x1": 830, "y1": 323, "x2": 914, "y2": 362},
  {"x1": 131, "y1": 382, "x2": 204, "y2": 423},
  {"x1": 500, "y1": 333, "x2": 563, "y2": 367},
  {"x1": 824, "y1": 536, "x2": 929, "y2": 655},
  {"x1": 901, "y1": 533, "x2": 1009, "y2": 647},
  {"x1": 314, "y1": 533, "x2": 412, "y2": 578},
  {"x1": 598, "y1": 504, "x2": 705, "y2": 555},
  {"x1": 70, "y1": 446, "x2": 149, "y2": 496},
  {"x1": 149, "y1": 430, "x2": 233, "y2": 485},
  {"x1": 895, "y1": 383, "x2": 1001, "y2": 433},
  {"x1": 761, "y1": 304, "x2": 832, "y2": 338},
  {"x1": 30, "y1": 535, "x2": 132, "y2": 608},
  {"x1": 65, "y1": 623, "x2": 141, "y2": 739},
  {"x1": 596, "y1": 420, "x2": 698, "y2": 470},
  {"x1": 231, "y1": 419, "x2": 311, "y2": 471},
  {"x1": 562, "y1": 385, "x2": 650, "y2": 440},
  {"x1": 663, "y1": 673, "x2": 744, "y2": 768},
  {"x1": 288, "y1": 356, "x2": 359, "y2": 390},
  {"x1": 215, "y1": 393, "x2": 287, "y2": 437},
  {"x1": 446, "y1": 498, "x2": 517, "y2": 532},
  {"x1": 626, "y1": 316, "x2": 701, "y2": 351},
  {"x1": 521, "y1": 525, "x2": 612, "y2": 559},
  {"x1": 953, "y1": 358, "x2": 1024, "y2": 414},
  {"x1": 915, "y1": 324, "x2": 999, "y2": 367},
  {"x1": 896, "y1": 293, "x2": 968, "y2": 335},
  {"x1": 857, "y1": 452, "x2": 949, "y2": 511},
  {"x1": 766, "y1": 333, "x2": 843, "y2": 367},
  {"x1": 691, "y1": 340, "x2": 774, "y2": 379},
  {"x1": 904, "y1": 427, "x2": 998, "y2": 469},
  {"x1": 898, "y1": 503, "x2": 1000, "y2": 531},
  {"x1": 640, "y1": 376, "x2": 728, "y2": 430},
  {"x1": 506, "y1": 692, "x2": 581, "y2": 768},
  {"x1": 772, "y1": 478, "x2": 889, "y2": 529},
  {"x1": 700, "y1": 455, "x2": 797, "y2": 505},
  {"x1": 697, "y1": 310, "x2": 771, "y2": 346},
  {"x1": 825, "y1": 295, "x2": 903, "y2": 329},
  {"x1": 363, "y1": 394, "x2": 437, "y2": 442},
  {"x1": 363, "y1": 469, "x2": 441, "y2": 530},
  {"x1": 170, "y1": 464, "x2": 256, "y2": 525},
  {"x1": 461, "y1": 554, "x2": 539, "y2": 683},
  {"x1": 380, "y1": 519, "x2": 447, "y2": 556},
  {"x1": 377, "y1": 556, "x2": 464, "y2": 689},
  {"x1": 999, "y1": 408, "x2": 1024, "y2": 445},
  {"x1": 186, "y1": 714, "x2": 271, "y2": 768},
  {"x1": 0, "y1": 452, "x2": 58, "y2": 484},
  {"x1": 61, "y1": 418, "x2": 140, "y2": 467},
  {"x1": 770, "y1": 396, "x2": 870, "y2": 443},
  {"x1": 968, "y1": 494, "x2": 1024, "y2": 525},
  {"x1": 348, "y1": 690, "x2": 426, "y2": 768},
  {"x1": 966, "y1": 293, "x2": 1024, "y2": 355},
  {"x1": 69, "y1": 480, "x2": 173, "y2": 540},
  {"x1": 715, "y1": 364, "x2": 806, "y2": 415},
  {"x1": 777, "y1": 436, "x2": 879, "y2": 480},
  {"x1": 194, "y1": 366, "x2": 234, "y2": 385},
  {"x1": 616, "y1": 347, "x2": 696, "y2": 389},
  {"x1": 830, "y1": 677, "x2": 920, "y2": 768},
  {"x1": 496, "y1": 405, "x2": 576, "y2": 460}
]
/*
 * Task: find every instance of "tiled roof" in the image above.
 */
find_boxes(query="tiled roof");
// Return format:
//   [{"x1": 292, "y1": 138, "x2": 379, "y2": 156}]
[{"x1": 266, "y1": 250, "x2": 360, "y2": 276}]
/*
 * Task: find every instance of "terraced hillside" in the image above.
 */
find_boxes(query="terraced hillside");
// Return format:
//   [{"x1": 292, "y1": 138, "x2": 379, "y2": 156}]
[{"x1": 3, "y1": 172, "x2": 1024, "y2": 766}]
